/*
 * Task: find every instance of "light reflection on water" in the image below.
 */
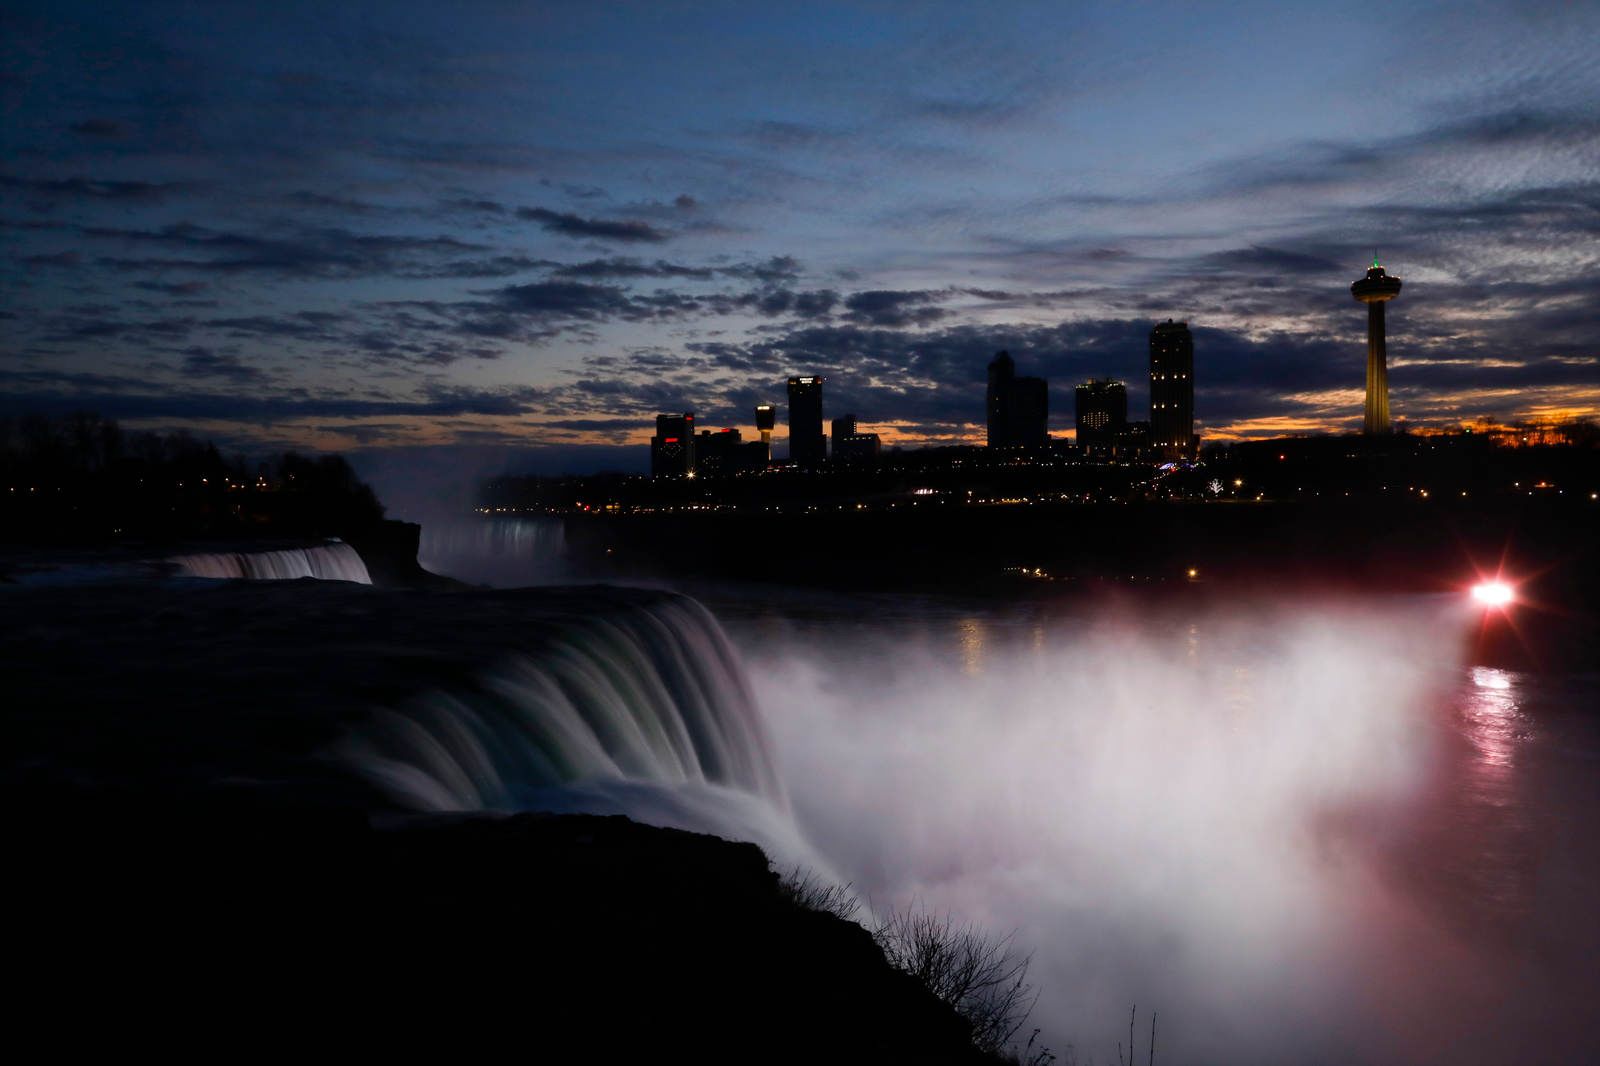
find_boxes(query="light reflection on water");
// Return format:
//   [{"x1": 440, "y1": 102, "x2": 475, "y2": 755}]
[
  {"x1": 958, "y1": 616, "x2": 986, "y2": 677},
  {"x1": 1466, "y1": 666, "x2": 1521, "y2": 770}
]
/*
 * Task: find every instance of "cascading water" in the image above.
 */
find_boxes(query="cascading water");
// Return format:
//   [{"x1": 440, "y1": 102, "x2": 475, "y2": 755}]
[
  {"x1": 418, "y1": 515, "x2": 567, "y2": 587},
  {"x1": 341, "y1": 592, "x2": 821, "y2": 865},
  {"x1": 169, "y1": 541, "x2": 372, "y2": 584}
]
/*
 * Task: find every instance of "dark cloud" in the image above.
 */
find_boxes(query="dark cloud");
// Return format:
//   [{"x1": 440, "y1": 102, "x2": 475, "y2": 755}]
[
  {"x1": 493, "y1": 281, "x2": 644, "y2": 320},
  {"x1": 23, "y1": 250, "x2": 82, "y2": 267},
  {"x1": 0, "y1": 369, "x2": 543, "y2": 423},
  {"x1": 132, "y1": 280, "x2": 210, "y2": 296},
  {"x1": 0, "y1": 174, "x2": 178, "y2": 203},
  {"x1": 552, "y1": 258, "x2": 717, "y2": 281},
  {"x1": 68, "y1": 119, "x2": 123, "y2": 138},
  {"x1": 177, "y1": 348, "x2": 268, "y2": 384},
  {"x1": 843, "y1": 290, "x2": 948, "y2": 327},
  {"x1": 81, "y1": 221, "x2": 531, "y2": 280},
  {"x1": 443, "y1": 197, "x2": 507, "y2": 214},
  {"x1": 206, "y1": 312, "x2": 346, "y2": 340},
  {"x1": 545, "y1": 254, "x2": 799, "y2": 284},
  {"x1": 1191, "y1": 246, "x2": 1349, "y2": 278},
  {"x1": 794, "y1": 289, "x2": 840, "y2": 318},
  {"x1": 285, "y1": 191, "x2": 389, "y2": 215},
  {"x1": 516, "y1": 207, "x2": 669, "y2": 243}
]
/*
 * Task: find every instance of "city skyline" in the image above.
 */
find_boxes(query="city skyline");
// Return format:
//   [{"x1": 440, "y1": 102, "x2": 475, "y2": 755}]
[{"x1": 4, "y1": 2, "x2": 1598, "y2": 474}]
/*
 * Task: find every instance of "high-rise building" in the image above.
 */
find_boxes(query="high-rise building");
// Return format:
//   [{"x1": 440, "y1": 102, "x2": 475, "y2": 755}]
[
  {"x1": 1075, "y1": 379, "x2": 1127, "y2": 457},
  {"x1": 1149, "y1": 320, "x2": 1196, "y2": 460},
  {"x1": 831, "y1": 414, "x2": 881, "y2": 463},
  {"x1": 1351, "y1": 259, "x2": 1402, "y2": 435},
  {"x1": 649, "y1": 412, "x2": 695, "y2": 477},
  {"x1": 787, "y1": 376, "x2": 826, "y2": 467},
  {"x1": 754, "y1": 403, "x2": 776, "y2": 462},
  {"x1": 986, "y1": 351, "x2": 1049, "y2": 448},
  {"x1": 987, "y1": 351, "x2": 1014, "y2": 447},
  {"x1": 694, "y1": 428, "x2": 742, "y2": 475}
]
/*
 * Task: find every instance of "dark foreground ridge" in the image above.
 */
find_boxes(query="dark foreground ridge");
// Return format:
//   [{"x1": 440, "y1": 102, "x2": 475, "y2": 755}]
[
  {"x1": 4, "y1": 579, "x2": 1002, "y2": 1063},
  {"x1": 16, "y1": 809, "x2": 996, "y2": 1063}
]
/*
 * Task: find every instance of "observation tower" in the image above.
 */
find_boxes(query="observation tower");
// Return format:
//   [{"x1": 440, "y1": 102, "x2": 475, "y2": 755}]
[{"x1": 1351, "y1": 258, "x2": 1402, "y2": 435}]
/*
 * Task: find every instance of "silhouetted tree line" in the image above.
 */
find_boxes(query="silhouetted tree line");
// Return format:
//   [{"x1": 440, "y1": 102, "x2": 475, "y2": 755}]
[{"x1": 0, "y1": 413, "x2": 383, "y2": 543}]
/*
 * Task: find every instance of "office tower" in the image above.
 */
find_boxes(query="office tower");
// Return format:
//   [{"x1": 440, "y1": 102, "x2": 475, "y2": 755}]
[
  {"x1": 1075, "y1": 379, "x2": 1128, "y2": 457},
  {"x1": 1351, "y1": 259, "x2": 1402, "y2": 435},
  {"x1": 986, "y1": 351, "x2": 1049, "y2": 448},
  {"x1": 694, "y1": 427, "x2": 742, "y2": 475},
  {"x1": 787, "y1": 376, "x2": 826, "y2": 466},
  {"x1": 987, "y1": 351, "x2": 1015, "y2": 447},
  {"x1": 1149, "y1": 319, "x2": 1195, "y2": 460},
  {"x1": 649, "y1": 412, "x2": 695, "y2": 477},
  {"x1": 754, "y1": 403, "x2": 776, "y2": 461},
  {"x1": 831, "y1": 414, "x2": 880, "y2": 463}
]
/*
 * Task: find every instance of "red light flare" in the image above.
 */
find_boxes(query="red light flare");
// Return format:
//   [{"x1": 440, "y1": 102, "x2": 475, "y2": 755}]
[{"x1": 1461, "y1": 553, "x2": 1577, "y2": 670}]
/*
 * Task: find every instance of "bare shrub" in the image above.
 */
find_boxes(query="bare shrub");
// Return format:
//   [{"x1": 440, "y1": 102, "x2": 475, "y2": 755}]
[
  {"x1": 777, "y1": 866, "x2": 861, "y2": 922},
  {"x1": 873, "y1": 905, "x2": 1038, "y2": 1055}
]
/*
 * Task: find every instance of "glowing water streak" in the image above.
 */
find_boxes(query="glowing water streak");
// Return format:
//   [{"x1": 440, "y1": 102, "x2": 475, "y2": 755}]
[
  {"x1": 169, "y1": 541, "x2": 372, "y2": 584},
  {"x1": 418, "y1": 516, "x2": 567, "y2": 587},
  {"x1": 343, "y1": 595, "x2": 787, "y2": 816}
]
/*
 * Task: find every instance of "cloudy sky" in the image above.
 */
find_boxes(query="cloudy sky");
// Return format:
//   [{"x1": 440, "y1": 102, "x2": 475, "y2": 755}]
[{"x1": 4, "y1": 0, "x2": 1598, "y2": 469}]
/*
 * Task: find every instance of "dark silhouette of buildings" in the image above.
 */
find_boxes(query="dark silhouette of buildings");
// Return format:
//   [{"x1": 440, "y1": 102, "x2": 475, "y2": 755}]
[
  {"x1": 694, "y1": 428, "x2": 744, "y2": 475},
  {"x1": 788, "y1": 376, "x2": 826, "y2": 467},
  {"x1": 650, "y1": 413, "x2": 695, "y2": 477},
  {"x1": 754, "y1": 404, "x2": 776, "y2": 462},
  {"x1": 1075, "y1": 379, "x2": 1128, "y2": 457},
  {"x1": 986, "y1": 351, "x2": 1048, "y2": 448},
  {"x1": 831, "y1": 414, "x2": 881, "y2": 463},
  {"x1": 1149, "y1": 320, "x2": 1196, "y2": 460},
  {"x1": 1351, "y1": 259, "x2": 1402, "y2": 435},
  {"x1": 1116, "y1": 419, "x2": 1152, "y2": 460}
]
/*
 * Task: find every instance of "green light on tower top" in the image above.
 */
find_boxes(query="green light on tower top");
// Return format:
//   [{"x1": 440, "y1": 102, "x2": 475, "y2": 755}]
[{"x1": 1372, "y1": 252, "x2": 1381, "y2": 269}]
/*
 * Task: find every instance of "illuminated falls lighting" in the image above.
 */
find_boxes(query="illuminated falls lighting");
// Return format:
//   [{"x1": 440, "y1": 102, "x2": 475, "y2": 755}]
[{"x1": 1470, "y1": 580, "x2": 1515, "y2": 607}]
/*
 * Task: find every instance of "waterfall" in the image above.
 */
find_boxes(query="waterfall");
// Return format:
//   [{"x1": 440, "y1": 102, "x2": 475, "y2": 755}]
[
  {"x1": 169, "y1": 541, "x2": 372, "y2": 584},
  {"x1": 418, "y1": 515, "x2": 567, "y2": 587},
  {"x1": 342, "y1": 594, "x2": 788, "y2": 815}
]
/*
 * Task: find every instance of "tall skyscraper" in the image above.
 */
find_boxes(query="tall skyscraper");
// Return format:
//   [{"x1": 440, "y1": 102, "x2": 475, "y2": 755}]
[
  {"x1": 987, "y1": 351, "x2": 1015, "y2": 447},
  {"x1": 1351, "y1": 259, "x2": 1402, "y2": 435},
  {"x1": 754, "y1": 403, "x2": 776, "y2": 461},
  {"x1": 787, "y1": 376, "x2": 826, "y2": 466},
  {"x1": 649, "y1": 412, "x2": 695, "y2": 477},
  {"x1": 1149, "y1": 320, "x2": 1196, "y2": 460},
  {"x1": 986, "y1": 351, "x2": 1049, "y2": 448},
  {"x1": 1075, "y1": 379, "x2": 1127, "y2": 455}
]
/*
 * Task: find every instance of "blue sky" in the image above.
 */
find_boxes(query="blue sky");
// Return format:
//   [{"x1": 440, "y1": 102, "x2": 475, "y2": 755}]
[{"x1": 4, "y1": 0, "x2": 1598, "y2": 466}]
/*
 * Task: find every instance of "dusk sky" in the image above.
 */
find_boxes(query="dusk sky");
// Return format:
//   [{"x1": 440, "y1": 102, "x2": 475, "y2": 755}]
[{"x1": 5, "y1": 1, "x2": 1598, "y2": 471}]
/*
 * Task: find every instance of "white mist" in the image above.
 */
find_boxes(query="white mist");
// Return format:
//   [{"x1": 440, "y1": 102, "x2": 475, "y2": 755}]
[{"x1": 744, "y1": 595, "x2": 1476, "y2": 1065}]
